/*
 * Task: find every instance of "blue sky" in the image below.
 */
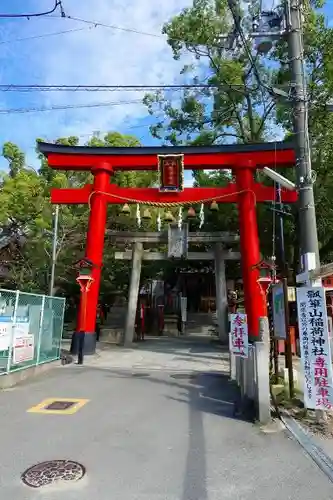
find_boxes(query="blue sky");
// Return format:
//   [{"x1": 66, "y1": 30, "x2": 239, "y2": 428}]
[
  {"x1": 0, "y1": 0, "x2": 332, "y2": 188},
  {"x1": 0, "y1": 0, "x2": 195, "y2": 185}
]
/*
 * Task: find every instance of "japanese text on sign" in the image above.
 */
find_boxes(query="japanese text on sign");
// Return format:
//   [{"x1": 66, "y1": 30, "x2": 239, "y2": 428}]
[
  {"x1": 230, "y1": 313, "x2": 248, "y2": 358},
  {"x1": 296, "y1": 287, "x2": 333, "y2": 410}
]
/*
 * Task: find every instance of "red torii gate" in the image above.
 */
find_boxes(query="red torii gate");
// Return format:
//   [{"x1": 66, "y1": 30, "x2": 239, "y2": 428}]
[{"x1": 38, "y1": 141, "x2": 297, "y2": 354}]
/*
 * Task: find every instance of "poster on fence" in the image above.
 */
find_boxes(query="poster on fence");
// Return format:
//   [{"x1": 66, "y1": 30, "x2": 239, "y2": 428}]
[
  {"x1": 13, "y1": 319, "x2": 29, "y2": 340},
  {"x1": 0, "y1": 316, "x2": 12, "y2": 351},
  {"x1": 13, "y1": 334, "x2": 34, "y2": 365},
  {"x1": 296, "y1": 286, "x2": 333, "y2": 410},
  {"x1": 230, "y1": 313, "x2": 248, "y2": 358}
]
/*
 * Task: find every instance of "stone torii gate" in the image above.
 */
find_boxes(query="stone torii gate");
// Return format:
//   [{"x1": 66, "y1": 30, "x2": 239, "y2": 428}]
[
  {"x1": 38, "y1": 141, "x2": 298, "y2": 354},
  {"x1": 110, "y1": 230, "x2": 241, "y2": 345}
]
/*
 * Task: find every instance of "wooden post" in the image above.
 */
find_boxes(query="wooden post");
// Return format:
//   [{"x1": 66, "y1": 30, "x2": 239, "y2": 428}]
[{"x1": 124, "y1": 242, "x2": 143, "y2": 346}]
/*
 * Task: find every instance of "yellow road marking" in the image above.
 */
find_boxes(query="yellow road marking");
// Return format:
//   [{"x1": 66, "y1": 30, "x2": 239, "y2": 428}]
[{"x1": 27, "y1": 398, "x2": 89, "y2": 415}]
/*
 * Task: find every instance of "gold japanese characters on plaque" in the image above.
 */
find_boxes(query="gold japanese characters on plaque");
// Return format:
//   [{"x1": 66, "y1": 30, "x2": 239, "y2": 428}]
[{"x1": 158, "y1": 154, "x2": 184, "y2": 193}]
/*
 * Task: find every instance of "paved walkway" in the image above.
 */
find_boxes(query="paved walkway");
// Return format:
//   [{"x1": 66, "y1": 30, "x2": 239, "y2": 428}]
[{"x1": 1, "y1": 336, "x2": 333, "y2": 499}]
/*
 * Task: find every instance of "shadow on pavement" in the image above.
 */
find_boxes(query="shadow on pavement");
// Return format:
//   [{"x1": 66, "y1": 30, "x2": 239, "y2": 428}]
[
  {"x1": 114, "y1": 335, "x2": 230, "y2": 361},
  {"x1": 79, "y1": 365, "x2": 253, "y2": 500},
  {"x1": 82, "y1": 365, "x2": 253, "y2": 423}
]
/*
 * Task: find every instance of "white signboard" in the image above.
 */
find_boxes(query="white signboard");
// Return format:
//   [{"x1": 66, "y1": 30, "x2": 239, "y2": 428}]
[
  {"x1": 230, "y1": 313, "x2": 248, "y2": 358},
  {"x1": 13, "y1": 334, "x2": 34, "y2": 365},
  {"x1": 0, "y1": 316, "x2": 12, "y2": 351},
  {"x1": 168, "y1": 224, "x2": 188, "y2": 259},
  {"x1": 272, "y1": 282, "x2": 287, "y2": 339},
  {"x1": 296, "y1": 286, "x2": 333, "y2": 410}
]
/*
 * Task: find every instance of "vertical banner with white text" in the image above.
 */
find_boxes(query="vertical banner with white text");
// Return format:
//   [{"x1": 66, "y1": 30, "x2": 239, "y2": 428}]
[
  {"x1": 230, "y1": 313, "x2": 248, "y2": 358},
  {"x1": 296, "y1": 287, "x2": 333, "y2": 410}
]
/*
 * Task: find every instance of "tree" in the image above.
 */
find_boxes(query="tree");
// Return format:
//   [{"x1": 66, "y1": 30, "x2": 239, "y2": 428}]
[
  {"x1": 272, "y1": 3, "x2": 333, "y2": 265},
  {"x1": 0, "y1": 132, "x2": 160, "y2": 296},
  {"x1": 144, "y1": 0, "x2": 276, "y2": 146},
  {"x1": 141, "y1": 0, "x2": 283, "y2": 268},
  {"x1": 143, "y1": 0, "x2": 333, "y2": 274},
  {"x1": 2, "y1": 142, "x2": 25, "y2": 178}
]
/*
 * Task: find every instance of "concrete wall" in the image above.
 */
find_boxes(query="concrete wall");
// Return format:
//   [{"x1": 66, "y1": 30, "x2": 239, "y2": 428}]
[{"x1": 0, "y1": 359, "x2": 59, "y2": 390}]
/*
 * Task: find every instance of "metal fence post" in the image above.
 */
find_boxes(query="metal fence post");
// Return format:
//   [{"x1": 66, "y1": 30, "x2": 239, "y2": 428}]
[
  {"x1": 57, "y1": 298, "x2": 66, "y2": 359},
  {"x1": 36, "y1": 295, "x2": 45, "y2": 366},
  {"x1": 6, "y1": 290, "x2": 20, "y2": 373}
]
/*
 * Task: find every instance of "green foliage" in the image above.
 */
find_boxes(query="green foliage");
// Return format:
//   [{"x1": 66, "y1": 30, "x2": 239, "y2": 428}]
[
  {"x1": 0, "y1": 132, "x2": 158, "y2": 298},
  {"x1": 143, "y1": 0, "x2": 276, "y2": 146},
  {"x1": 143, "y1": 0, "x2": 333, "y2": 273},
  {"x1": 2, "y1": 142, "x2": 25, "y2": 178}
]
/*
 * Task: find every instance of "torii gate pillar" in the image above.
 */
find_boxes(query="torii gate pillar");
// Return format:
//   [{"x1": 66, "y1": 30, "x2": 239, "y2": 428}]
[
  {"x1": 235, "y1": 164, "x2": 266, "y2": 337},
  {"x1": 72, "y1": 163, "x2": 111, "y2": 354}
]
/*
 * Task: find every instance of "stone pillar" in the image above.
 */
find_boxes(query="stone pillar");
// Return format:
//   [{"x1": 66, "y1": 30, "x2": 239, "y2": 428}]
[
  {"x1": 255, "y1": 316, "x2": 271, "y2": 424},
  {"x1": 124, "y1": 242, "x2": 143, "y2": 346},
  {"x1": 214, "y1": 243, "x2": 228, "y2": 343}
]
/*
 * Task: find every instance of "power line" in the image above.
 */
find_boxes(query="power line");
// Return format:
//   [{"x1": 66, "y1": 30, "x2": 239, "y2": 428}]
[
  {"x1": 0, "y1": 100, "x2": 142, "y2": 114},
  {"x1": 48, "y1": 12, "x2": 235, "y2": 50},
  {"x1": 63, "y1": 14, "x2": 162, "y2": 39},
  {"x1": 0, "y1": 83, "x2": 255, "y2": 92},
  {"x1": 0, "y1": 1, "x2": 63, "y2": 18},
  {"x1": 0, "y1": 26, "x2": 94, "y2": 45}
]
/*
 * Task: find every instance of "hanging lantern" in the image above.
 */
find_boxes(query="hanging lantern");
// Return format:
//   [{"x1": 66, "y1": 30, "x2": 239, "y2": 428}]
[
  {"x1": 187, "y1": 207, "x2": 196, "y2": 219},
  {"x1": 164, "y1": 211, "x2": 174, "y2": 223},
  {"x1": 121, "y1": 203, "x2": 130, "y2": 215},
  {"x1": 142, "y1": 208, "x2": 152, "y2": 220},
  {"x1": 210, "y1": 200, "x2": 218, "y2": 212}
]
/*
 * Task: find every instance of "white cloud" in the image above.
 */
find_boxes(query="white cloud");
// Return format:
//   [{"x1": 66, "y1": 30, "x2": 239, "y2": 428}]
[{"x1": 0, "y1": 0, "x2": 193, "y2": 156}]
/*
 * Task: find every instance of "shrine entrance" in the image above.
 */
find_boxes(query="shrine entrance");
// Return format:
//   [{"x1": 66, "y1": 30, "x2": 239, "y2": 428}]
[
  {"x1": 110, "y1": 228, "x2": 241, "y2": 345},
  {"x1": 38, "y1": 141, "x2": 297, "y2": 355}
]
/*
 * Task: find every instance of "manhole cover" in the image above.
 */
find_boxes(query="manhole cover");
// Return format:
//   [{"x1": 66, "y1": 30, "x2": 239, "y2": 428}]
[
  {"x1": 45, "y1": 401, "x2": 76, "y2": 411},
  {"x1": 21, "y1": 460, "x2": 86, "y2": 489},
  {"x1": 131, "y1": 373, "x2": 150, "y2": 377},
  {"x1": 170, "y1": 373, "x2": 197, "y2": 380}
]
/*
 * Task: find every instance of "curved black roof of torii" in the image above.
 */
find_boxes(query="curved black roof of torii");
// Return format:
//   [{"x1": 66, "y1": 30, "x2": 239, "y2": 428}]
[{"x1": 37, "y1": 140, "x2": 295, "y2": 157}]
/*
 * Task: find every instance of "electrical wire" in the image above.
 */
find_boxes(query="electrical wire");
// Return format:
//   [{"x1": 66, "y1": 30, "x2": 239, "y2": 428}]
[
  {"x1": 47, "y1": 12, "x2": 240, "y2": 52},
  {"x1": 63, "y1": 15, "x2": 162, "y2": 39},
  {"x1": 0, "y1": 1, "x2": 62, "y2": 18},
  {"x1": 0, "y1": 83, "x2": 257, "y2": 93},
  {"x1": 0, "y1": 99, "x2": 142, "y2": 114},
  {"x1": 0, "y1": 26, "x2": 94, "y2": 45}
]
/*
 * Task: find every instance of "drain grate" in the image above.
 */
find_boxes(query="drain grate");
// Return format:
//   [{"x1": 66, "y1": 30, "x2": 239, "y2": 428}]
[
  {"x1": 131, "y1": 372, "x2": 150, "y2": 377},
  {"x1": 21, "y1": 460, "x2": 86, "y2": 489},
  {"x1": 45, "y1": 401, "x2": 76, "y2": 411}
]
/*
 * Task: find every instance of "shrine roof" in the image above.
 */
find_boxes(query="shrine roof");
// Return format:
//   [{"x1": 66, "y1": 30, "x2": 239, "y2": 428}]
[{"x1": 38, "y1": 140, "x2": 294, "y2": 157}]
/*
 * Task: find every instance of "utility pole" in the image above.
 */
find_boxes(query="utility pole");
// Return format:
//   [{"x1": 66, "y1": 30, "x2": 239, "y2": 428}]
[
  {"x1": 285, "y1": 0, "x2": 320, "y2": 271},
  {"x1": 286, "y1": 0, "x2": 327, "y2": 421},
  {"x1": 49, "y1": 205, "x2": 59, "y2": 297}
]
